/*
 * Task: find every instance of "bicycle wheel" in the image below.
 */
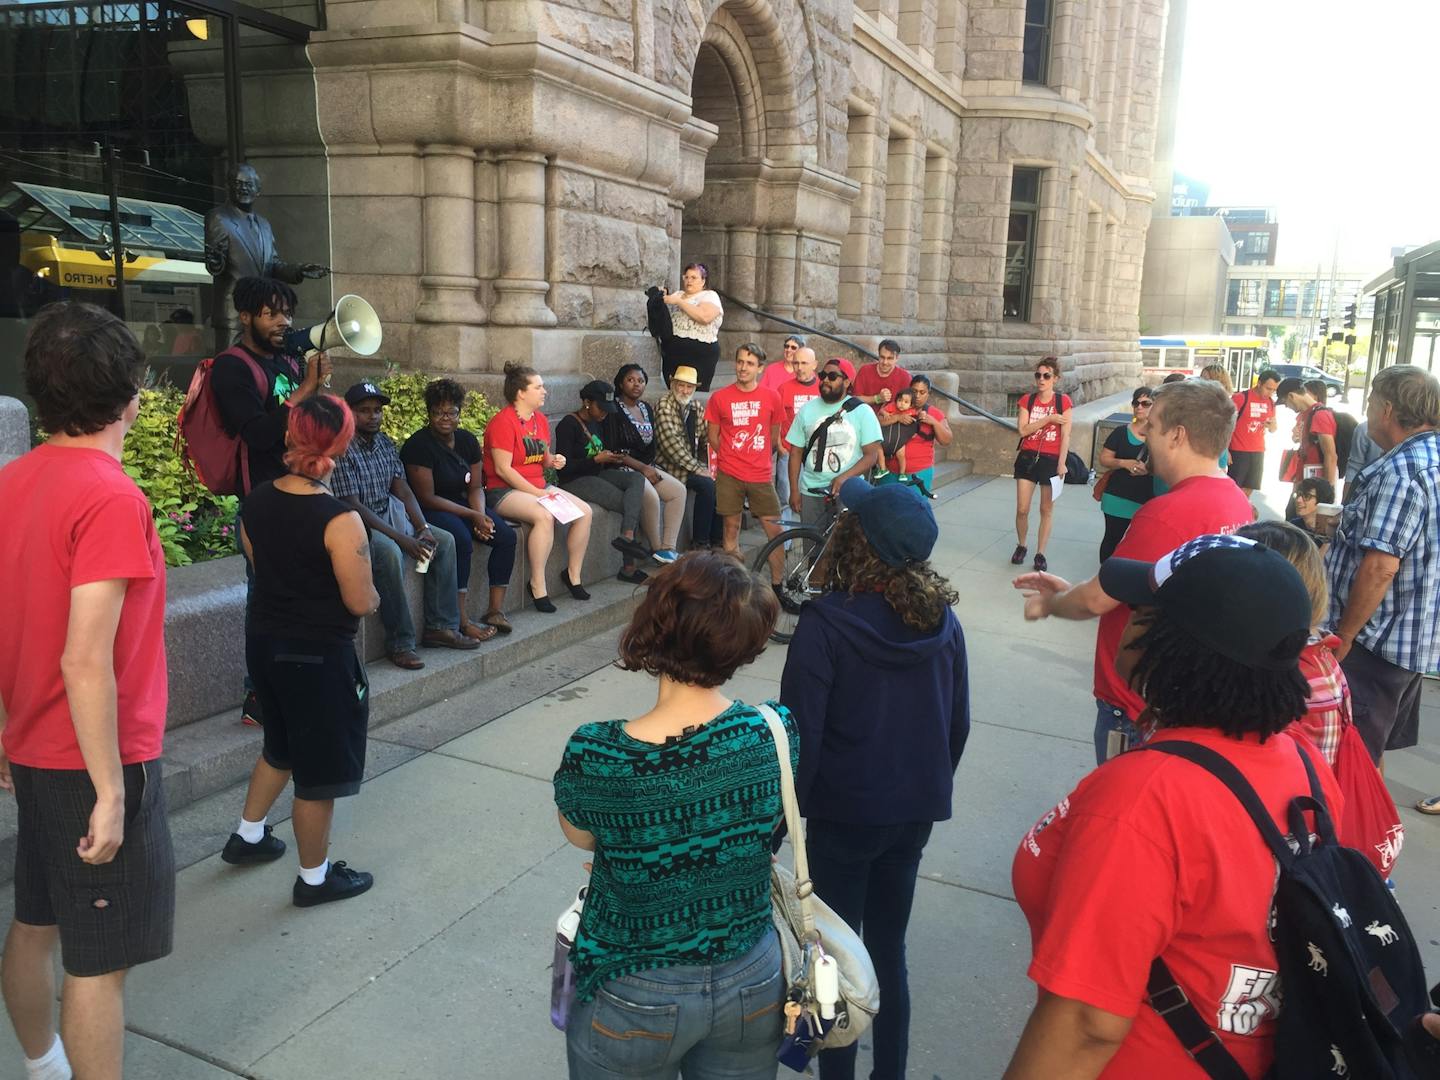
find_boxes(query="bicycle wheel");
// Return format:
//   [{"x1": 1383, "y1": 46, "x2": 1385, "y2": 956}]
[{"x1": 752, "y1": 526, "x2": 828, "y2": 644}]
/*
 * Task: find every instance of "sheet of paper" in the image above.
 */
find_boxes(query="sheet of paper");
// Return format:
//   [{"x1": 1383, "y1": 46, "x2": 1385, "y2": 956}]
[
  {"x1": 1049, "y1": 475, "x2": 1065, "y2": 501},
  {"x1": 538, "y1": 491, "x2": 583, "y2": 524}
]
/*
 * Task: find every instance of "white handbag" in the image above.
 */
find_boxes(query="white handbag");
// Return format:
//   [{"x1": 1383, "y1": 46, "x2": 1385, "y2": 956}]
[{"x1": 756, "y1": 703, "x2": 880, "y2": 1051}]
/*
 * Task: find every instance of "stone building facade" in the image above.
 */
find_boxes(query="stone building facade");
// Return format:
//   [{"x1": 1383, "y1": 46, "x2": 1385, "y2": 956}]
[{"x1": 270, "y1": 0, "x2": 1170, "y2": 411}]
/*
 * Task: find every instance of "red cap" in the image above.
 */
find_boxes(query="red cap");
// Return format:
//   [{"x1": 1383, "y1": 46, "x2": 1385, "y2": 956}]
[{"x1": 825, "y1": 358, "x2": 857, "y2": 381}]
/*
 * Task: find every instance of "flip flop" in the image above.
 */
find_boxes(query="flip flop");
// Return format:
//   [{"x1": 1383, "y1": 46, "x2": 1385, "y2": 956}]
[
  {"x1": 459, "y1": 622, "x2": 499, "y2": 643},
  {"x1": 1416, "y1": 795, "x2": 1440, "y2": 815}
]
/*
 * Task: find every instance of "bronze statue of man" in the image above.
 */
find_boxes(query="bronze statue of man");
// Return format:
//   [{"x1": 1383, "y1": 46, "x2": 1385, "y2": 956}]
[{"x1": 205, "y1": 163, "x2": 327, "y2": 338}]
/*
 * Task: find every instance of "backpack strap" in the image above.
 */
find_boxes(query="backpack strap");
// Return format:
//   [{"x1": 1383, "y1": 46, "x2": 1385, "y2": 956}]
[
  {"x1": 1146, "y1": 958, "x2": 1251, "y2": 1080},
  {"x1": 803, "y1": 397, "x2": 863, "y2": 473}
]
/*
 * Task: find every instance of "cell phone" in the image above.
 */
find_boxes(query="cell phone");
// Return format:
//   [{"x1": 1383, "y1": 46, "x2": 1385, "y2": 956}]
[{"x1": 1106, "y1": 729, "x2": 1130, "y2": 761}]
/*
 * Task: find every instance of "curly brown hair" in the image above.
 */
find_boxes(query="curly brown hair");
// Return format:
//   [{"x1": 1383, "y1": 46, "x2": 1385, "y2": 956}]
[
  {"x1": 617, "y1": 552, "x2": 777, "y2": 687},
  {"x1": 821, "y1": 514, "x2": 958, "y2": 631}
]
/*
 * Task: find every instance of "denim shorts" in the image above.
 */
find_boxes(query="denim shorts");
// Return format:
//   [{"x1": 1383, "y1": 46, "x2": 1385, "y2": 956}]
[{"x1": 565, "y1": 929, "x2": 784, "y2": 1080}]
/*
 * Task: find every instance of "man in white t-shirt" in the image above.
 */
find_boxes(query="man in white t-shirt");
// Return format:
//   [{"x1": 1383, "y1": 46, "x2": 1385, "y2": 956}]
[{"x1": 785, "y1": 358, "x2": 882, "y2": 526}]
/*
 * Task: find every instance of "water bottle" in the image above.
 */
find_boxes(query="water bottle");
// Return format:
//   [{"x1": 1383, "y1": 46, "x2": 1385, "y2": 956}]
[{"x1": 550, "y1": 886, "x2": 587, "y2": 1031}]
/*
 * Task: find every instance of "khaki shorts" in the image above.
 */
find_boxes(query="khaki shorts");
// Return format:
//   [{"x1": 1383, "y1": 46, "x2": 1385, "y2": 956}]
[{"x1": 715, "y1": 471, "x2": 781, "y2": 519}]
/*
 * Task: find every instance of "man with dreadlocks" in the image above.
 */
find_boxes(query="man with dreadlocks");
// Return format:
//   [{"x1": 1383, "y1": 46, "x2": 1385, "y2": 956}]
[{"x1": 1012, "y1": 379, "x2": 1253, "y2": 764}]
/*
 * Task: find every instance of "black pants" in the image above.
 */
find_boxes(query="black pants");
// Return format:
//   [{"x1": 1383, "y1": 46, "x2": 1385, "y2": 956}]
[
  {"x1": 660, "y1": 336, "x2": 720, "y2": 391},
  {"x1": 1099, "y1": 513, "x2": 1133, "y2": 562},
  {"x1": 685, "y1": 474, "x2": 724, "y2": 546}
]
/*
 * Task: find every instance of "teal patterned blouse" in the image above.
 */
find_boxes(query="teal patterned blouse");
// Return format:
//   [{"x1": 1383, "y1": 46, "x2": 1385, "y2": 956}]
[{"x1": 552, "y1": 700, "x2": 799, "y2": 1002}]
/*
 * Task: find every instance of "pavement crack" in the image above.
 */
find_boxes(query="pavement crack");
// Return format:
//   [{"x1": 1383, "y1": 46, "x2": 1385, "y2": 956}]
[
  {"x1": 918, "y1": 873, "x2": 1018, "y2": 906},
  {"x1": 122, "y1": 1026, "x2": 256, "y2": 1077}
]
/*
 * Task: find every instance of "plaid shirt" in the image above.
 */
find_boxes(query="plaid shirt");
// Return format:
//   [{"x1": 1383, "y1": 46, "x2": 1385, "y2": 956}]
[
  {"x1": 655, "y1": 392, "x2": 706, "y2": 481},
  {"x1": 331, "y1": 431, "x2": 404, "y2": 515},
  {"x1": 1291, "y1": 636, "x2": 1349, "y2": 765},
  {"x1": 1325, "y1": 429, "x2": 1440, "y2": 673}
]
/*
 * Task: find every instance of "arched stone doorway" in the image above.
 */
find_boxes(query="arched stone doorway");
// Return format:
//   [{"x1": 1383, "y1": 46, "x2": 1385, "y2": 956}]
[{"x1": 673, "y1": 0, "x2": 854, "y2": 329}]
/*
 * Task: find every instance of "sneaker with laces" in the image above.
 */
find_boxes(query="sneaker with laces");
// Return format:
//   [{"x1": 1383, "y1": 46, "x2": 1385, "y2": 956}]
[
  {"x1": 1010, "y1": 544, "x2": 1027, "y2": 565},
  {"x1": 293, "y1": 861, "x2": 374, "y2": 908},
  {"x1": 240, "y1": 689, "x2": 262, "y2": 727},
  {"x1": 652, "y1": 549, "x2": 680, "y2": 564},
  {"x1": 221, "y1": 826, "x2": 287, "y2": 865},
  {"x1": 1033, "y1": 553, "x2": 1048, "y2": 572}
]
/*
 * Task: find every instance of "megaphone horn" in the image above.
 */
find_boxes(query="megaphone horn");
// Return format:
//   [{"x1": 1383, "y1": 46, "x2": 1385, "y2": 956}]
[{"x1": 283, "y1": 294, "x2": 383, "y2": 359}]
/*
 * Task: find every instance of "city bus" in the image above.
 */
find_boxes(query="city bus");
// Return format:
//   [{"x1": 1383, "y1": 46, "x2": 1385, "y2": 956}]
[{"x1": 1139, "y1": 335, "x2": 1268, "y2": 389}]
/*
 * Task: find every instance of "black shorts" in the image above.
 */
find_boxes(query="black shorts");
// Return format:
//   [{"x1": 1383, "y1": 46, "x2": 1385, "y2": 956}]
[
  {"x1": 1340, "y1": 642, "x2": 1424, "y2": 757},
  {"x1": 12, "y1": 760, "x2": 175, "y2": 976},
  {"x1": 248, "y1": 635, "x2": 369, "y2": 800},
  {"x1": 1013, "y1": 450, "x2": 1059, "y2": 484},
  {"x1": 1228, "y1": 450, "x2": 1265, "y2": 490}
]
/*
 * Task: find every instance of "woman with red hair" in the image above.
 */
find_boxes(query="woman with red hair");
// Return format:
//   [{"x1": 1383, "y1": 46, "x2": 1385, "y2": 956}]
[{"x1": 221, "y1": 395, "x2": 383, "y2": 908}]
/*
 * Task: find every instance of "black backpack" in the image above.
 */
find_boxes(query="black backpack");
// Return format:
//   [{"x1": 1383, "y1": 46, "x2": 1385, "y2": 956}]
[
  {"x1": 1144, "y1": 740, "x2": 1431, "y2": 1080},
  {"x1": 1307, "y1": 406, "x2": 1358, "y2": 480},
  {"x1": 1018, "y1": 393, "x2": 1090, "y2": 484}
]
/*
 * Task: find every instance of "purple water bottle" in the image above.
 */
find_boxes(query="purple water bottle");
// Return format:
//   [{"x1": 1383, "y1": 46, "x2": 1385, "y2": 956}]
[{"x1": 550, "y1": 886, "x2": 587, "y2": 1031}]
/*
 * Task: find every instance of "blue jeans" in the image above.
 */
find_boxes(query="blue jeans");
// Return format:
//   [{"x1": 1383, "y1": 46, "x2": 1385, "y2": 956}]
[
  {"x1": 806, "y1": 819, "x2": 934, "y2": 1080},
  {"x1": 1093, "y1": 698, "x2": 1143, "y2": 765},
  {"x1": 565, "y1": 929, "x2": 784, "y2": 1080},
  {"x1": 370, "y1": 528, "x2": 460, "y2": 652},
  {"x1": 423, "y1": 508, "x2": 516, "y2": 592}
]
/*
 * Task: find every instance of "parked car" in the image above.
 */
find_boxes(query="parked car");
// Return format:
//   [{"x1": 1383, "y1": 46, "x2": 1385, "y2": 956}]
[{"x1": 1269, "y1": 363, "x2": 1346, "y2": 396}]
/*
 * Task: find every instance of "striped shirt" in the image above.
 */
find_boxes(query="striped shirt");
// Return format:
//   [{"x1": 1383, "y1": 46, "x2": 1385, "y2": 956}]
[
  {"x1": 553, "y1": 701, "x2": 798, "y2": 1002},
  {"x1": 1289, "y1": 636, "x2": 1349, "y2": 765},
  {"x1": 1325, "y1": 430, "x2": 1440, "y2": 673}
]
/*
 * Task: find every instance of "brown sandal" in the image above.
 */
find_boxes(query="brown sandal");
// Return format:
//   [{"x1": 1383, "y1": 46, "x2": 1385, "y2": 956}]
[
  {"x1": 480, "y1": 610, "x2": 513, "y2": 635},
  {"x1": 460, "y1": 621, "x2": 499, "y2": 642}
]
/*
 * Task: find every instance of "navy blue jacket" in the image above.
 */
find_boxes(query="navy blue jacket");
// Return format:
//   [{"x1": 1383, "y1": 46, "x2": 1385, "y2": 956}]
[{"x1": 779, "y1": 591, "x2": 969, "y2": 825}]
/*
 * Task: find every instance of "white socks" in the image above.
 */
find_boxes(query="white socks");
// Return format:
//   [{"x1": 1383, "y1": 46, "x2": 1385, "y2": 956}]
[
  {"x1": 25, "y1": 1035, "x2": 71, "y2": 1080},
  {"x1": 236, "y1": 817, "x2": 266, "y2": 844},
  {"x1": 299, "y1": 859, "x2": 330, "y2": 886}
]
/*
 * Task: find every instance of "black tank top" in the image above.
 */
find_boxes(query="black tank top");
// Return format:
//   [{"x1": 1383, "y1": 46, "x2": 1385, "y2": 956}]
[{"x1": 242, "y1": 481, "x2": 359, "y2": 642}]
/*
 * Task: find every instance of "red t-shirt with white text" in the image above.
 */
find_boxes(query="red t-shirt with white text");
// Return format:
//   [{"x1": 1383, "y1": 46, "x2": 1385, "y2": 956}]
[
  {"x1": 1228, "y1": 389, "x2": 1275, "y2": 453},
  {"x1": 1019, "y1": 393, "x2": 1071, "y2": 456},
  {"x1": 482, "y1": 406, "x2": 551, "y2": 490},
  {"x1": 778, "y1": 378, "x2": 821, "y2": 438},
  {"x1": 851, "y1": 363, "x2": 912, "y2": 410},
  {"x1": 902, "y1": 405, "x2": 946, "y2": 473},
  {"x1": 1095, "y1": 475, "x2": 1253, "y2": 719},
  {"x1": 704, "y1": 384, "x2": 783, "y2": 482},
  {"x1": 1014, "y1": 727, "x2": 1344, "y2": 1080},
  {"x1": 1300, "y1": 405, "x2": 1337, "y2": 469},
  {"x1": 0, "y1": 445, "x2": 168, "y2": 769}
]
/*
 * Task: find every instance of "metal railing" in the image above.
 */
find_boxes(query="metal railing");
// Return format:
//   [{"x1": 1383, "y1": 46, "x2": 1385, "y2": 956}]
[{"x1": 714, "y1": 290, "x2": 1017, "y2": 432}]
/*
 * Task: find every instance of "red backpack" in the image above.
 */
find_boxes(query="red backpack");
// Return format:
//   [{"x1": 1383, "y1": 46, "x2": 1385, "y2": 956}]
[{"x1": 175, "y1": 347, "x2": 267, "y2": 497}]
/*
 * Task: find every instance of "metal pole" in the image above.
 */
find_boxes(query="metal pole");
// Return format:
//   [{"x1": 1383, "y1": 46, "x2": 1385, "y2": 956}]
[{"x1": 104, "y1": 138, "x2": 126, "y2": 321}]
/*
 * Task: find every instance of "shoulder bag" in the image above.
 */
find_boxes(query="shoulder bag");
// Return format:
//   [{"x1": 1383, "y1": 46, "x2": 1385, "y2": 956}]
[{"x1": 755, "y1": 703, "x2": 879, "y2": 1052}]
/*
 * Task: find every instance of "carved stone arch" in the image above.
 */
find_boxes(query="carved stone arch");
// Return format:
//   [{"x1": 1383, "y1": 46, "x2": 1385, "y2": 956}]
[{"x1": 692, "y1": 9, "x2": 766, "y2": 163}]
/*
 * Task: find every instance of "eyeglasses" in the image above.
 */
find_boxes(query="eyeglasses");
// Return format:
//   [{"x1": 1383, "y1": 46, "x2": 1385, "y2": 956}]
[
  {"x1": 1135, "y1": 400, "x2": 1153, "y2": 408},
  {"x1": 1034, "y1": 371, "x2": 1054, "y2": 380},
  {"x1": 819, "y1": 370, "x2": 847, "y2": 381},
  {"x1": 431, "y1": 409, "x2": 461, "y2": 420}
]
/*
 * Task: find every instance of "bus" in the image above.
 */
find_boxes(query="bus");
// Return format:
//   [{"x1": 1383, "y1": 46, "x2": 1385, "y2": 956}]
[{"x1": 1139, "y1": 335, "x2": 1268, "y2": 390}]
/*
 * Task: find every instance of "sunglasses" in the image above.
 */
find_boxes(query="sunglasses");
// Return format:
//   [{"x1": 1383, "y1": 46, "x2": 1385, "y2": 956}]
[
  {"x1": 1034, "y1": 371, "x2": 1054, "y2": 380},
  {"x1": 1135, "y1": 400, "x2": 1153, "y2": 408},
  {"x1": 819, "y1": 370, "x2": 847, "y2": 381}
]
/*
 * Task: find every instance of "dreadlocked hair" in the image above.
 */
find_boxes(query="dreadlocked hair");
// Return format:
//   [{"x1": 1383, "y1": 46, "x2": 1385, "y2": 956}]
[
  {"x1": 1126, "y1": 610, "x2": 1309, "y2": 740},
  {"x1": 821, "y1": 513, "x2": 958, "y2": 632}
]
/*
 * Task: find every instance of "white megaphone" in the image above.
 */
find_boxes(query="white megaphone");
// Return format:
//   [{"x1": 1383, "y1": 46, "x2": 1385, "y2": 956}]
[{"x1": 283, "y1": 294, "x2": 383, "y2": 358}]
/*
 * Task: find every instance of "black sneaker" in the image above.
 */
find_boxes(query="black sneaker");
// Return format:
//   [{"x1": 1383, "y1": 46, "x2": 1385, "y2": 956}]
[
  {"x1": 241, "y1": 689, "x2": 262, "y2": 727},
  {"x1": 618, "y1": 567, "x2": 648, "y2": 584},
  {"x1": 1010, "y1": 544, "x2": 1027, "y2": 566},
  {"x1": 221, "y1": 826, "x2": 287, "y2": 865},
  {"x1": 293, "y1": 861, "x2": 374, "y2": 908}
]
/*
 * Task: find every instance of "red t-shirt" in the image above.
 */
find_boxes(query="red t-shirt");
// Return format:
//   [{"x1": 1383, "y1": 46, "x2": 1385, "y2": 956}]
[
  {"x1": 704, "y1": 383, "x2": 783, "y2": 482},
  {"x1": 0, "y1": 446, "x2": 168, "y2": 769},
  {"x1": 851, "y1": 363, "x2": 912, "y2": 410},
  {"x1": 1018, "y1": 393, "x2": 1071, "y2": 456},
  {"x1": 1095, "y1": 476, "x2": 1253, "y2": 719},
  {"x1": 1228, "y1": 389, "x2": 1275, "y2": 453},
  {"x1": 778, "y1": 378, "x2": 821, "y2": 438},
  {"x1": 1014, "y1": 727, "x2": 1344, "y2": 1080},
  {"x1": 1299, "y1": 405, "x2": 1337, "y2": 468},
  {"x1": 759, "y1": 363, "x2": 794, "y2": 394},
  {"x1": 482, "y1": 406, "x2": 551, "y2": 490},
  {"x1": 902, "y1": 405, "x2": 946, "y2": 473}
]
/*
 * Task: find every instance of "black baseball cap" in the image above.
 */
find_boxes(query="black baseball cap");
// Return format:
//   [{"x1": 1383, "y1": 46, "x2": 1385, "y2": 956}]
[
  {"x1": 344, "y1": 381, "x2": 390, "y2": 407},
  {"x1": 580, "y1": 380, "x2": 617, "y2": 413},
  {"x1": 838, "y1": 478, "x2": 939, "y2": 566},
  {"x1": 1099, "y1": 534, "x2": 1311, "y2": 671}
]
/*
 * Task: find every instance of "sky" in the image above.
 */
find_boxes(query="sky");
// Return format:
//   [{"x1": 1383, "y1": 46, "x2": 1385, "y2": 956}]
[{"x1": 1171, "y1": 0, "x2": 1440, "y2": 275}]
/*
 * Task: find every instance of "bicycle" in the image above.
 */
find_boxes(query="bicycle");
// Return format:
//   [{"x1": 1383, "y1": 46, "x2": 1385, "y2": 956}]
[{"x1": 752, "y1": 474, "x2": 935, "y2": 643}]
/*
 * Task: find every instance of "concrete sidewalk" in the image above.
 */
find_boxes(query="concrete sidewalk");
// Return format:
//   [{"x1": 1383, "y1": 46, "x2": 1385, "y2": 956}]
[{"x1": 2, "y1": 475, "x2": 1437, "y2": 1078}]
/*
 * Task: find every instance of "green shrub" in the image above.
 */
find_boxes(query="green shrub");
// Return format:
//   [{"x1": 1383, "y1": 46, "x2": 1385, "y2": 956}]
[
  {"x1": 376, "y1": 368, "x2": 497, "y2": 445},
  {"x1": 121, "y1": 386, "x2": 239, "y2": 567}
]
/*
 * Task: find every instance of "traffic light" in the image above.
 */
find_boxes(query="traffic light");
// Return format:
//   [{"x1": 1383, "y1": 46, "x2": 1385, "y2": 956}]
[
  {"x1": 1343, "y1": 303, "x2": 1357, "y2": 330},
  {"x1": 1319, "y1": 318, "x2": 1330, "y2": 337}
]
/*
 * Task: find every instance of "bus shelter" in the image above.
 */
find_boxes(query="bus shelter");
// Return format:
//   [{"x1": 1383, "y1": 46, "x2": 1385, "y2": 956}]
[{"x1": 1363, "y1": 241, "x2": 1440, "y2": 393}]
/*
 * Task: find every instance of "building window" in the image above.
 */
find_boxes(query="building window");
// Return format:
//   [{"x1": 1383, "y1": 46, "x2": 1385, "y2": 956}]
[
  {"x1": 1023, "y1": 0, "x2": 1052, "y2": 84},
  {"x1": 1004, "y1": 167, "x2": 1042, "y2": 321}
]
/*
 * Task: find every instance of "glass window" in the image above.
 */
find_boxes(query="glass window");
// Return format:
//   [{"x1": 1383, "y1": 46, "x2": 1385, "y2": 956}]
[
  {"x1": 1281, "y1": 281, "x2": 1300, "y2": 317},
  {"x1": 1141, "y1": 348, "x2": 1162, "y2": 368},
  {"x1": 1164, "y1": 347, "x2": 1190, "y2": 368},
  {"x1": 1023, "y1": 0, "x2": 1052, "y2": 85},
  {"x1": 1004, "y1": 167, "x2": 1042, "y2": 321},
  {"x1": 1264, "y1": 279, "x2": 1282, "y2": 317}
]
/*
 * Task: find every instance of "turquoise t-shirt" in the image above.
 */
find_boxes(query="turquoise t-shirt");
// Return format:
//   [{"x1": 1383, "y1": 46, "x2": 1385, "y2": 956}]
[
  {"x1": 552, "y1": 701, "x2": 799, "y2": 1002},
  {"x1": 785, "y1": 397, "x2": 883, "y2": 496}
]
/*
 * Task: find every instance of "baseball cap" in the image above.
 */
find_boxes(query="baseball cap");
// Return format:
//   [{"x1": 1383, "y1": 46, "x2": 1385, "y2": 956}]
[
  {"x1": 1098, "y1": 534, "x2": 1312, "y2": 671},
  {"x1": 344, "y1": 381, "x2": 390, "y2": 407},
  {"x1": 671, "y1": 366, "x2": 700, "y2": 386},
  {"x1": 579, "y1": 380, "x2": 617, "y2": 413},
  {"x1": 824, "y1": 358, "x2": 857, "y2": 381},
  {"x1": 838, "y1": 478, "x2": 938, "y2": 566}
]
